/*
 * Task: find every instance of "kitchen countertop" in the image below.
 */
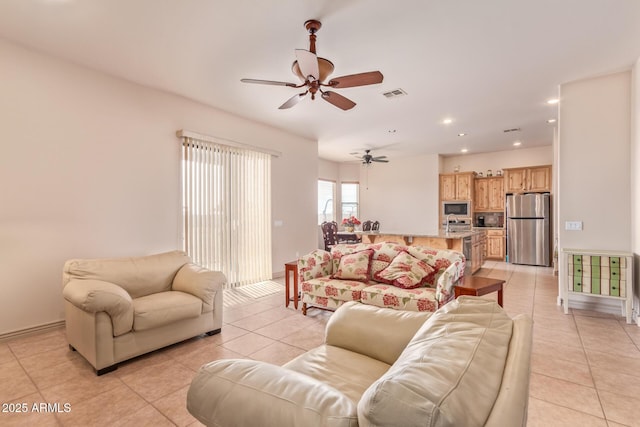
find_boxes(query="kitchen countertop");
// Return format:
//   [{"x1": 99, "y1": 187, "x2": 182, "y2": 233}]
[{"x1": 357, "y1": 230, "x2": 484, "y2": 239}]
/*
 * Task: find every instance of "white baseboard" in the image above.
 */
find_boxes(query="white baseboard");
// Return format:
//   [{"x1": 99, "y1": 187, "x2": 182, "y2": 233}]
[{"x1": 0, "y1": 320, "x2": 65, "y2": 343}]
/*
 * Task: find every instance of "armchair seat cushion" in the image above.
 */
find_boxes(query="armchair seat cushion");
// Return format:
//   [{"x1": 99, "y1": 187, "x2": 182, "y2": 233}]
[
  {"x1": 133, "y1": 291, "x2": 202, "y2": 331},
  {"x1": 361, "y1": 284, "x2": 438, "y2": 312}
]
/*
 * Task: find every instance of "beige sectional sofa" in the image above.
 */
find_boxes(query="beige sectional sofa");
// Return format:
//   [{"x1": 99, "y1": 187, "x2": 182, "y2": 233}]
[
  {"x1": 62, "y1": 250, "x2": 225, "y2": 375},
  {"x1": 187, "y1": 297, "x2": 533, "y2": 427},
  {"x1": 298, "y1": 242, "x2": 465, "y2": 314}
]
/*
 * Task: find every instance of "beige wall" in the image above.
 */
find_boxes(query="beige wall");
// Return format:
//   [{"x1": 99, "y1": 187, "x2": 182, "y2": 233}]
[
  {"x1": 0, "y1": 39, "x2": 318, "y2": 335},
  {"x1": 359, "y1": 154, "x2": 441, "y2": 233},
  {"x1": 558, "y1": 71, "x2": 631, "y2": 252},
  {"x1": 632, "y1": 60, "x2": 640, "y2": 314},
  {"x1": 441, "y1": 145, "x2": 554, "y2": 174}
]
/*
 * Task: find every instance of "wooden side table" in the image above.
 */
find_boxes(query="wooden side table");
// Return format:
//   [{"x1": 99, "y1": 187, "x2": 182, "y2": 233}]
[
  {"x1": 454, "y1": 276, "x2": 505, "y2": 307},
  {"x1": 285, "y1": 261, "x2": 299, "y2": 309}
]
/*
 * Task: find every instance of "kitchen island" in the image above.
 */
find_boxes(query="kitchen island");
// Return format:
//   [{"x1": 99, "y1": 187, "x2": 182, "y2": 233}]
[{"x1": 357, "y1": 230, "x2": 486, "y2": 274}]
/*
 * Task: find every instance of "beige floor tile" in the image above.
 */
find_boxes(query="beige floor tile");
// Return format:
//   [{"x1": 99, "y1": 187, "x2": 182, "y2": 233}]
[
  {"x1": 531, "y1": 353, "x2": 594, "y2": 387},
  {"x1": 532, "y1": 315, "x2": 577, "y2": 333},
  {"x1": 111, "y1": 404, "x2": 175, "y2": 426},
  {"x1": 171, "y1": 343, "x2": 245, "y2": 372},
  {"x1": 253, "y1": 316, "x2": 307, "y2": 340},
  {"x1": 586, "y1": 348, "x2": 640, "y2": 378},
  {"x1": 591, "y1": 366, "x2": 640, "y2": 399},
  {"x1": 0, "y1": 392, "x2": 60, "y2": 427},
  {"x1": 598, "y1": 390, "x2": 640, "y2": 426},
  {"x1": 24, "y1": 354, "x2": 101, "y2": 390},
  {"x1": 221, "y1": 332, "x2": 277, "y2": 356},
  {"x1": 0, "y1": 343, "x2": 16, "y2": 365},
  {"x1": 527, "y1": 397, "x2": 607, "y2": 427},
  {"x1": 152, "y1": 385, "x2": 200, "y2": 426},
  {"x1": 19, "y1": 343, "x2": 84, "y2": 373},
  {"x1": 113, "y1": 350, "x2": 173, "y2": 378},
  {"x1": 118, "y1": 359, "x2": 196, "y2": 402},
  {"x1": 280, "y1": 327, "x2": 326, "y2": 351},
  {"x1": 249, "y1": 341, "x2": 307, "y2": 366},
  {"x1": 55, "y1": 383, "x2": 148, "y2": 427},
  {"x1": 529, "y1": 373, "x2": 603, "y2": 417},
  {"x1": 580, "y1": 335, "x2": 640, "y2": 359},
  {"x1": 533, "y1": 338, "x2": 588, "y2": 365},
  {"x1": 39, "y1": 370, "x2": 123, "y2": 406},
  {"x1": 0, "y1": 359, "x2": 38, "y2": 402},
  {"x1": 6, "y1": 328, "x2": 66, "y2": 359},
  {"x1": 533, "y1": 324, "x2": 583, "y2": 349}
]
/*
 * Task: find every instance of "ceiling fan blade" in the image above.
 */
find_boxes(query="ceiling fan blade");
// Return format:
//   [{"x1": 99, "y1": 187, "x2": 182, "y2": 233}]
[
  {"x1": 373, "y1": 159, "x2": 389, "y2": 163},
  {"x1": 321, "y1": 91, "x2": 356, "y2": 110},
  {"x1": 372, "y1": 155, "x2": 388, "y2": 160},
  {"x1": 295, "y1": 49, "x2": 319, "y2": 80},
  {"x1": 328, "y1": 71, "x2": 383, "y2": 88},
  {"x1": 278, "y1": 92, "x2": 307, "y2": 110},
  {"x1": 241, "y1": 78, "x2": 298, "y2": 87}
]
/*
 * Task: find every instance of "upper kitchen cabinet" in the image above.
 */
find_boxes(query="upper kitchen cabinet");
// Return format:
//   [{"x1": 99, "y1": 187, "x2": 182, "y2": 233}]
[
  {"x1": 474, "y1": 177, "x2": 504, "y2": 211},
  {"x1": 503, "y1": 165, "x2": 551, "y2": 193},
  {"x1": 440, "y1": 172, "x2": 474, "y2": 201}
]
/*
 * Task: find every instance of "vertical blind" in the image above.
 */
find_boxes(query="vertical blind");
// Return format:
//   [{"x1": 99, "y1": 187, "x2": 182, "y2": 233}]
[{"x1": 181, "y1": 136, "x2": 272, "y2": 287}]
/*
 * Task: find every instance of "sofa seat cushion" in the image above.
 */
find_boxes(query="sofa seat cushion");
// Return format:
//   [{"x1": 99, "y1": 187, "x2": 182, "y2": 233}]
[
  {"x1": 358, "y1": 297, "x2": 513, "y2": 427},
  {"x1": 301, "y1": 278, "x2": 368, "y2": 303},
  {"x1": 133, "y1": 291, "x2": 202, "y2": 331},
  {"x1": 284, "y1": 344, "x2": 391, "y2": 405},
  {"x1": 361, "y1": 284, "x2": 438, "y2": 312}
]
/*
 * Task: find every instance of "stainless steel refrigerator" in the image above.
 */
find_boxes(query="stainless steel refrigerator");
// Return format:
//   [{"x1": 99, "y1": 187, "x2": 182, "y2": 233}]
[{"x1": 506, "y1": 193, "x2": 550, "y2": 266}]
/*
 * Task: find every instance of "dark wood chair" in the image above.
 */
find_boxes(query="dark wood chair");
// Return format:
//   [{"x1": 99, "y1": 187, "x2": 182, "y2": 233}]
[
  {"x1": 372, "y1": 221, "x2": 380, "y2": 231},
  {"x1": 321, "y1": 221, "x2": 338, "y2": 251},
  {"x1": 362, "y1": 220, "x2": 373, "y2": 231}
]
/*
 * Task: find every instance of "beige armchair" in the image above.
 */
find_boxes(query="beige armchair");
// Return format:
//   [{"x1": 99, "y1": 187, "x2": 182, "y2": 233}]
[{"x1": 62, "y1": 250, "x2": 225, "y2": 375}]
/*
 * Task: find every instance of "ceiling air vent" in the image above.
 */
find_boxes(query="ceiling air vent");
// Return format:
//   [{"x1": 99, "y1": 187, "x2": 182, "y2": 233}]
[
  {"x1": 503, "y1": 127, "x2": 521, "y2": 133},
  {"x1": 383, "y1": 88, "x2": 407, "y2": 98}
]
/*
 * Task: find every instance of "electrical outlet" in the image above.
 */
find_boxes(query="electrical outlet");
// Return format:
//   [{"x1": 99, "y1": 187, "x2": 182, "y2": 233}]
[{"x1": 565, "y1": 221, "x2": 583, "y2": 231}]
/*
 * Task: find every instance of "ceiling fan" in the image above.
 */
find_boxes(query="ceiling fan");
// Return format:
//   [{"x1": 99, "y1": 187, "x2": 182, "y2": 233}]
[
  {"x1": 241, "y1": 19, "x2": 383, "y2": 111},
  {"x1": 359, "y1": 149, "x2": 389, "y2": 165}
]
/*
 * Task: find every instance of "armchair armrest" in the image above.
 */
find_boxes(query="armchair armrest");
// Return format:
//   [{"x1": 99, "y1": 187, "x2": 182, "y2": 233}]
[
  {"x1": 62, "y1": 279, "x2": 133, "y2": 336},
  {"x1": 187, "y1": 359, "x2": 358, "y2": 427},
  {"x1": 325, "y1": 301, "x2": 432, "y2": 365},
  {"x1": 298, "y1": 249, "x2": 333, "y2": 282},
  {"x1": 172, "y1": 263, "x2": 226, "y2": 306},
  {"x1": 435, "y1": 255, "x2": 466, "y2": 303}
]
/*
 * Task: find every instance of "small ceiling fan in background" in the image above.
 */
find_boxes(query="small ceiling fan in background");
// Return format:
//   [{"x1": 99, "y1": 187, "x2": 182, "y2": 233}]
[
  {"x1": 353, "y1": 149, "x2": 389, "y2": 165},
  {"x1": 241, "y1": 19, "x2": 383, "y2": 110}
]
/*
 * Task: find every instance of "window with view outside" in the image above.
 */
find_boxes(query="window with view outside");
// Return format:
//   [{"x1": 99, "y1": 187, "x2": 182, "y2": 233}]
[
  {"x1": 318, "y1": 180, "x2": 335, "y2": 224},
  {"x1": 341, "y1": 182, "x2": 359, "y2": 224}
]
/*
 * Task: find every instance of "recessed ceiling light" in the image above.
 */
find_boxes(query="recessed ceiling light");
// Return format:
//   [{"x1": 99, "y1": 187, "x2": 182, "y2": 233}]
[
  {"x1": 387, "y1": 129, "x2": 396, "y2": 133},
  {"x1": 513, "y1": 141, "x2": 522, "y2": 146},
  {"x1": 461, "y1": 148, "x2": 468, "y2": 153},
  {"x1": 547, "y1": 119, "x2": 557, "y2": 123},
  {"x1": 547, "y1": 98, "x2": 559, "y2": 105},
  {"x1": 443, "y1": 118, "x2": 453, "y2": 125},
  {"x1": 458, "y1": 133, "x2": 466, "y2": 137}
]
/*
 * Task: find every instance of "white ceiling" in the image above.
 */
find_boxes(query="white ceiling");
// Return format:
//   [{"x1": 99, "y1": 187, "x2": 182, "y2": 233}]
[{"x1": 1, "y1": 0, "x2": 640, "y2": 162}]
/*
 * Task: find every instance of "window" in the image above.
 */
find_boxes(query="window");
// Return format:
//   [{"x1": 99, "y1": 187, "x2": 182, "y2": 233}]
[
  {"x1": 318, "y1": 180, "x2": 335, "y2": 224},
  {"x1": 180, "y1": 136, "x2": 272, "y2": 287},
  {"x1": 341, "y1": 182, "x2": 359, "y2": 222}
]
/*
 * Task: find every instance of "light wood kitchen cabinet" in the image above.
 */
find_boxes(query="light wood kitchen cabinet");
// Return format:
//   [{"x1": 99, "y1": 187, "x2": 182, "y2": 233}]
[
  {"x1": 486, "y1": 229, "x2": 505, "y2": 260},
  {"x1": 474, "y1": 177, "x2": 504, "y2": 211},
  {"x1": 503, "y1": 165, "x2": 551, "y2": 193},
  {"x1": 471, "y1": 231, "x2": 486, "y2": 273},
  {"x1": 440, "y1": 172, "x2": 474, "y2": 201}
]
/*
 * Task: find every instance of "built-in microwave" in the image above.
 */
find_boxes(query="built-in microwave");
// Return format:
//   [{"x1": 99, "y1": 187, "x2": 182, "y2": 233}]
[{"x1": 442, "y1": 201, "x2": 471, "y2": 217}]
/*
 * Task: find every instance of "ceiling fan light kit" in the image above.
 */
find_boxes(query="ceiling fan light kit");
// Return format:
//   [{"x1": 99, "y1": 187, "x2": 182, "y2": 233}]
[{"x1": 241, "y1": 19, "x2": 383, "y2": 111}]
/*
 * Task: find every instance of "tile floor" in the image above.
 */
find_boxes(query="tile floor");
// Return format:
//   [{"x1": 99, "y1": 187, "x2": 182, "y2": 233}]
[{"x1": 1, "y1": 261, "x2": 639, "y2": 426}]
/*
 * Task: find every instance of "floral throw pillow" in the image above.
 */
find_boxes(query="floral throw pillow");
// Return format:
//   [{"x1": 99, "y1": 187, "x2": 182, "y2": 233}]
[
  {"x1": 374, "y1": 251, "x2": 435, "y2": 289},
  {"x1": 331, "y1": 249, "x2": 374, "y2": 282}
]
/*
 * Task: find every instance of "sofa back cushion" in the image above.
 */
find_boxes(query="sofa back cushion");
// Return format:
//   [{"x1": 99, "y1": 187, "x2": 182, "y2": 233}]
[
  {"x1": 407, "y1": 246, "x2": 465, "y2": 287},
  {"x1": 357, "y1": 297, "x2": 513, "y2": 427},
  {"x1": 63, "y1": 251, "x2": 190, "y2": 299}
]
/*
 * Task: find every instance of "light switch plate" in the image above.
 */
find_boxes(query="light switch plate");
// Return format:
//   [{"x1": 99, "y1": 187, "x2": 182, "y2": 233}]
[{"x1": 565, "y1": 221, "x2": 583, "y2": 231}]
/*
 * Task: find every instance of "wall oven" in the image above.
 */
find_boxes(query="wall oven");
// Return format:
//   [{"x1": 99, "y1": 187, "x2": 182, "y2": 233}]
[{"x1": 442, "y1": 201, "x2": 471, "y2": 217}]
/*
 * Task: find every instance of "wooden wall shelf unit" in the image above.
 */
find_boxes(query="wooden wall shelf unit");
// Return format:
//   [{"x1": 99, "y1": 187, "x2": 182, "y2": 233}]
[{"x1": 561, "y1": 248, "x2": 633, "y2": 324}]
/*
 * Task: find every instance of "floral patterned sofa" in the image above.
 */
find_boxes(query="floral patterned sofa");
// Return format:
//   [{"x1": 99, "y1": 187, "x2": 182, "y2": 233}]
[{"x1": 298, "y1": 242, "x2": 465, "y2": 314}]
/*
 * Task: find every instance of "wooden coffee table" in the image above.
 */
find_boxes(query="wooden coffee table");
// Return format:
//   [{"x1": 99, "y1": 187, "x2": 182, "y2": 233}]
[{"x1": 454, "y1": 276, "x2": 505, "y2": 307}]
